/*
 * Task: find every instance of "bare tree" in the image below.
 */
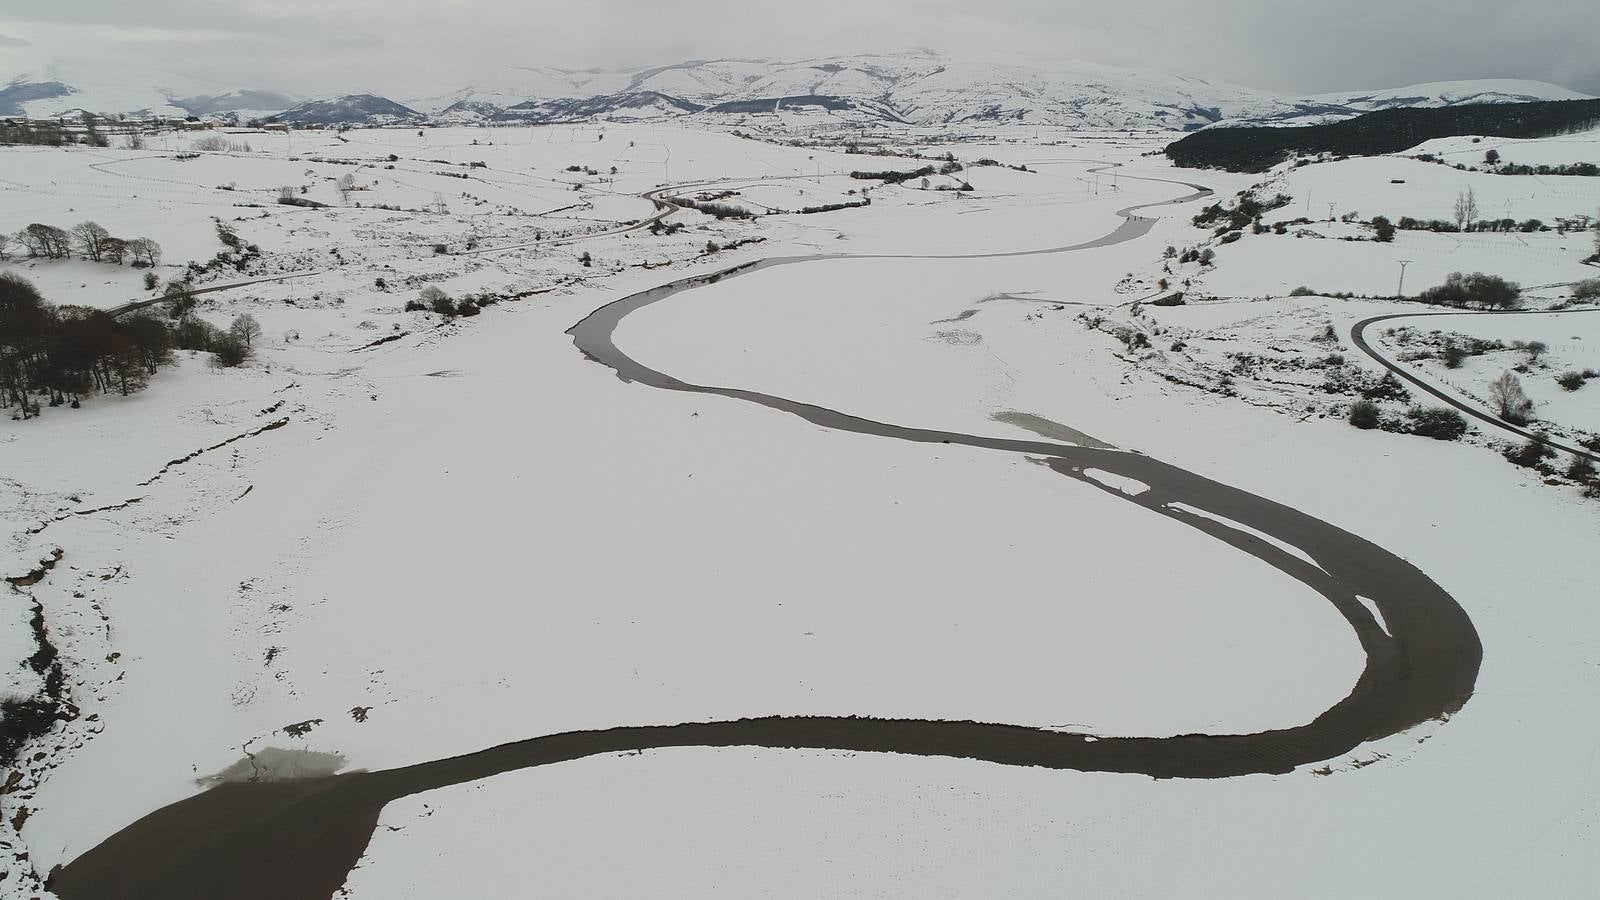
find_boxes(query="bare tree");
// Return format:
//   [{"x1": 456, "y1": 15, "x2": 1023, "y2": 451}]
[
  {"x1": 100, "y1": 237, "x2": 128, "y2": 265},
  {"x1": 71, "y1": 221, "x2": 112, "y2": 262},
  {"x1": 1488, "y1": 371, "x2": 1535, "y2": 424},
  {"x1": 337, "y1": 173, "x2": 356, "y2": 204},
  {"x1": 0, "y1": 231, "x2": 10, "y2": 260},
  {"x1": 123, "y1": 132, "x2": 146, "y2": 150},
  {"x1": 19, "y1": 224, "x2": 71, "y2": 259},
  {"x1": 229, "y1": 314, "x2": 263, "y2": 349},
  {"x1": 279, "y1": 185, "x2": 298, "y2": 204},
  {"x1": 1454, "y1": 187, "x2": 1479, "y2": 231},
  {"x1": 126, "y1": 237, "x2": 162, "y2": 268}
]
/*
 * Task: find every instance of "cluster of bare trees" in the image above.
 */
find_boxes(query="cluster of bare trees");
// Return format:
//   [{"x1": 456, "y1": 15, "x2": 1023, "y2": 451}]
[
  {"x1": 2, "y1": 273, "x2": 172, "y2": 416},
  {"x1": 2, "y1": 273, "x2": 260, "y2": 418},
  {"x1": 190, "y1": 136, "x2": 254, "y2": 153},
  {"x1": 1416, "y1": 272, "x2": 1522, "y2": 310},
  {"x1": 0, "y1": 120, "x2": 71, "y2": 146},
  {"x1": 3, "y1": 221, "x2": 161, "y2": 268},
  {"x1": 336, "y1": 173, "x2": 374, "y2": 204}
]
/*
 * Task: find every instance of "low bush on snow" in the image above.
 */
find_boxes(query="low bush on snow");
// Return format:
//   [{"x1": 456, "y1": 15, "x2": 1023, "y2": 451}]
[{"x1": 1405, "y1": 407, "x2": 1468, "y2": 441}]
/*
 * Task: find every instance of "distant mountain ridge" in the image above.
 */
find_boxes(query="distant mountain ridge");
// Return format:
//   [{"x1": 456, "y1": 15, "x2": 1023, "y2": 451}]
[
  {"x1": 267, "y1": 94, "x2": 421, "y2": 126},
  {"x1": 0, "y1": 67, "x2": 299, "y2": 121},
  {"x1": 3, "y1": 53, "x2": 1592, "y2": 131}
]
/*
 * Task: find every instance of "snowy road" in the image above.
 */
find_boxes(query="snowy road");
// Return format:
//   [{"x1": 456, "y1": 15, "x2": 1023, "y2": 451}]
[
  {"x1": 50, "y1": 171, "x2": 1484, "y2": 900},
  {"x1": 1351, "y1": 309, "x2": 1600, "y2": 463}
]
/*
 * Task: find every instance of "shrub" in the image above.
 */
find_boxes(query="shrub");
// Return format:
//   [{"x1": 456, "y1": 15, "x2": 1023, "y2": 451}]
[
  {"x1": 1405, "y1": 406, "x2": 1468, "y2": 440},
  {"x1": 1569, "y1": 455, "x2": 1597, "y2": 482},
  {"x1": 1289, "y1": 286, "x2": 1316, "y2": 297},
  {"x1": 456, "y1": 298, "x2": 480, "y2": 317},
  {"x1": 1112, "y1": 328, "x2": 1150, "y2": 351},
  {"x1": 209, "y1": 332, "x2": 252, "y2": 368},
  {"x1": 1441, "y1": 342, "x2": 1467, "y2": 369},
  {"x1": 415, "y1": 286, "x2": 454, "y2": 316},
  {"x1": 1505, "y1": 435, "x2": 1556, "y2": 468},
  {"x1": 1371, "y1": 216, "x2": 1395, "y2": 242},
  {"x1": 142, "y1": 272, "x2": 159, "y2": 291},
  {"x1": 1348, "y1": 400, "x2": 1382, "y2": 430},
  {"x1": 403, "y1": 299, "x2": 426, "y2": 312},
  {"x1": 1572, "y1": 278, "x2": 1600, "y2": 302},
  {"x1": 172, "y1": 316, "x2": 218, "y2": 351},
  {"x1": 1557, "y1": 371, "x2": 1589, "y2": 391},
  {"x1": 1360, "y1": 372, "x2": 1411, "y2": 403}
]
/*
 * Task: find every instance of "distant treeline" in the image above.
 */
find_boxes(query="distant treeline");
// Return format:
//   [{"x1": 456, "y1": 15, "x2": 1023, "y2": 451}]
[
  {"x1": 1165, "y1": 99, "x2": 1600, "y2": 172},
  {"x1": 849, "y1": 160, "x2": 964, "y2": 185},
  {"x1": 0, "y1": 120, "x2": 72, "y2": 146}
]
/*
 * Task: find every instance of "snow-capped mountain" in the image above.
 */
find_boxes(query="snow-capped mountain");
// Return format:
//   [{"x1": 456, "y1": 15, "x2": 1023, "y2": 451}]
[
  {"x1": 412, "y1": 51, "x2": 1285, "y2": 129},
  {"x1": 1216, "y1": 79, "x2": 1597, "y2": 128},
  {"x1": 268, "y1": 94, "x2": 422, "y2": 126},
  {"x1": 414, "y1": 53, "x2": 1593, "y2": 130},
  {"x1": 4, "y1": 52, "x2": 1592, "y2": 131},
  {"x1": 1, "y1": 63, "x2": 297, "y2": 121}
]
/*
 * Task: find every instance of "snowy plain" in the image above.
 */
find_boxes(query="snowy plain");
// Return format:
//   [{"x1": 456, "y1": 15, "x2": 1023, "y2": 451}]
[{"x1": 3, "y1": 121, "x2": 1599, "y2": 898}]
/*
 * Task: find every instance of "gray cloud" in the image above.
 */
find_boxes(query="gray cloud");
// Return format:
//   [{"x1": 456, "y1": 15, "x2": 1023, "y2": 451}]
[{"x1": 4, "y1": 0, "x2": 1597, "y2": 98}]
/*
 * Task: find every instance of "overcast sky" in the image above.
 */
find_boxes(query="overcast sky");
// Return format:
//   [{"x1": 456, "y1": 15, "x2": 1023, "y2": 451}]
[{"x1": 3, "y1": 0, "x2": 1597, "y2": 98}]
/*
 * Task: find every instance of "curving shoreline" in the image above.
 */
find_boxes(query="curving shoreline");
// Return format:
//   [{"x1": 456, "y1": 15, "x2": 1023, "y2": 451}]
[{"x1": 49, "y1": 169, "x2": 1482, "y2": 900}]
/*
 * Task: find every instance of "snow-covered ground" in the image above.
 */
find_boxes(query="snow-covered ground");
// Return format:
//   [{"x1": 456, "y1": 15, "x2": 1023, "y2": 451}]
[
  {"x1": 1370, "y1": 311, "x2": 1600, "y2": 434},
  {"x1": 3, "y1": 122, "x2": 1600, "y2": 898}
]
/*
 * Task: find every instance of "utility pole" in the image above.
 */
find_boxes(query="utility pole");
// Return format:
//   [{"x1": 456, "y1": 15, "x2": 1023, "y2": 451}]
[
  {"x1": 1396, "y1": 260, "x2": 1412, "y2": 298},
  {"x1": 1328, "y1": 203, "x2": 1336, "y2": 222}
]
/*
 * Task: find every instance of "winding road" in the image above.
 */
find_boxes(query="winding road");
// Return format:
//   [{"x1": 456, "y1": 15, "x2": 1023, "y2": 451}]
[
  {"x1": 49, "y1": 168, "x2": 1483, "y2": 900},
  {"x1": 1351, "y1": 309, "x2": 1600, "y2": 464}
]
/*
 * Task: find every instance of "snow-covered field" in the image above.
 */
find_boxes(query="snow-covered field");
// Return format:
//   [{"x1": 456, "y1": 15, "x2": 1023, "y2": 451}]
[{"x1": 3, "y1": 122, "x2": 1600, "y2": 898}]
